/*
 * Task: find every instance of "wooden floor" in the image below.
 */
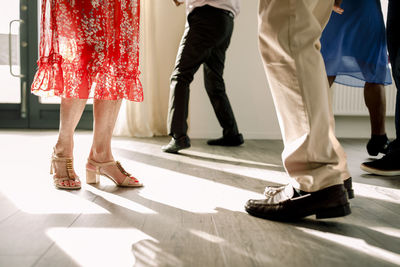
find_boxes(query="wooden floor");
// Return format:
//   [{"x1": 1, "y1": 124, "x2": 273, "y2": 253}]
[{"x1": 0, "y1": 130, "x2": 399, "y2": 267}]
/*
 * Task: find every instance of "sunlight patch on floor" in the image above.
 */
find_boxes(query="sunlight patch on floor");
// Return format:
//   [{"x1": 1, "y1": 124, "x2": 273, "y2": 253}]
[
  {"x1": 297, "y1": 227, "x2": 400, "y2": 265},
  {"x1": 0, "y1": 184, "x2": 109, "y2": 214},
  {"x1": 369, "y1": 226, "x2": 400, "y2": 239},
  {"x1": 180, "y1": 149, "x2": 288, "y2": 184},
  {"x1": 190, "y1": 229, "x2": 225, "y2": 244},
  {"x1": 189, "y1": 228, "x2": 273, "y2": 264},
  {"x1": 47, "y1": 227, "x2": 157, "y2": 267},
  {"x1": 131, "y1": 161, "x2": 264, "y2": 214},
  {"x1": 353, "y1": 182, "x2": 400, "y2": 204},
  {"x1": 181, "y1": 149, "x2": 283, "y2": 168},
  {"x1": 114, "y1": 143, "x2": 290, "y2": 186},
  {"x1": 132, "y1": 239, "x2": 184, "y2": 267},
  {"x1": 85, "y1": 185, "x2": 157, "y2": 214}
]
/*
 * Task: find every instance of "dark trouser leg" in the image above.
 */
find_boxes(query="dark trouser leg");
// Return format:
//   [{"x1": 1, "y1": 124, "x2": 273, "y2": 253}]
[
  {"x1": 167, "y1": 24, "x2": 203, "y2": 138},
  {"x1": 167, "y1": 6, "x2": 237, "y2": 138},
  {"x1": 203, "y1": 22, "x2": 239, "y2": 137},
  {"x1": 387, "y1": 0, "x2": 400, "y2": 143}
]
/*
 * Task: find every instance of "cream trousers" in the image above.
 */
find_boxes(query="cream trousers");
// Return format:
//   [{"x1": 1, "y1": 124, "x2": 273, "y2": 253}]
[{"x1": 258, "y1": 0, "x2": 351, "y2": 192}]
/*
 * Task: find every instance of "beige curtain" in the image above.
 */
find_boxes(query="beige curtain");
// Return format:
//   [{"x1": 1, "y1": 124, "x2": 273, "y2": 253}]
[{"x1": 114, "y1": 0, "x2": 186, "y2": 137}]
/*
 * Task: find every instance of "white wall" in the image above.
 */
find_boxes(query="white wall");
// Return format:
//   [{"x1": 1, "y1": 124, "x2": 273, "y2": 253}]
[{"x1": 186, "y1": 0, "x2": 397, "y2": 140}]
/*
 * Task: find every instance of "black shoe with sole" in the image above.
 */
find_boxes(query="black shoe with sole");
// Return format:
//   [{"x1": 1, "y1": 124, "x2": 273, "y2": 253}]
[
  {"x1": 245, "y1": 184, "x2": 351, "y2": 221},
  {"x1": 366, "y1": 134, "x2": 390, "y2": 156},
  {"x1": 161, "y1": 135, "x2": 191, "y2": 153},
  {"x1": 207, "y1": 133, "x2": 244, "y2": 146},
  {"x1": 361, "y1": 148, "x2": 400, "y2": 176}
]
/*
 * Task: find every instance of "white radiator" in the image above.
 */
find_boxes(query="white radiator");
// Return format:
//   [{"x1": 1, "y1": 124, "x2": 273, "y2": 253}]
[{"x1": 332, "y1": 83, "x2": 397, "y2": 116}]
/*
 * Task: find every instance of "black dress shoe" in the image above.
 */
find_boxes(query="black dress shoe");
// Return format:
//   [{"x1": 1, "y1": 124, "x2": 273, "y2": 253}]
[
  {"x1": 207, "y1": 133, "x2": 244, "y2": 146},
  {"x1": 366, "y1": 134, "x2": 390, "y2": 156},
  {"x1": 161, "y1": 135, "x2": 191, "y2": 153},
  {"x1": 245, "y1": 184, "x2": 351, "y2": 221},
  {"x1": 361, "y1": 148, "x2": 400, "y2": 176}
]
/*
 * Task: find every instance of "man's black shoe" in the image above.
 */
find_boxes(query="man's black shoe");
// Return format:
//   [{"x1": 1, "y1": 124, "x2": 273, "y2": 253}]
[
  {"x1": 366, "y1": 134, "x2": 390, "y2": 156},
  {"x1": 207, "y1": 133, "x2": 244, "y2": 146},
  {"x1": 387, "y1": 139, "x2": 400, "y2": 154},
  {"x1": 161, "y1": 135, "x2": 191, "y2": 153},
  {"x1": 245, "y1": 184, "x2": 351, "y2": 221},
  {"x1": 361, "y1": 149, "x2": 400, "y2": 176},
  {"x1": 263, "y1": 177, "x2": 354, "y2": 201}
]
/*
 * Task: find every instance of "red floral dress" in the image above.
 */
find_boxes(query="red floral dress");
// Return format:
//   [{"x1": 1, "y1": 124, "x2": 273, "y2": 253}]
[{"x1": 31, "y1": 0, "x2": 143, "y2": 101}]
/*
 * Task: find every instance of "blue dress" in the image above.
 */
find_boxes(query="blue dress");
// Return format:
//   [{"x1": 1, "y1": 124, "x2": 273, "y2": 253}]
[{"x1": 321, "y1": 0, "x2": 392, "y2": 87}]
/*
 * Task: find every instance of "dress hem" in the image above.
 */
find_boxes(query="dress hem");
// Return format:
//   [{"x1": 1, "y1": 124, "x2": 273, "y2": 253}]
[{"x1": 31, "y1": 57, "x2": 144, "y2": 102}]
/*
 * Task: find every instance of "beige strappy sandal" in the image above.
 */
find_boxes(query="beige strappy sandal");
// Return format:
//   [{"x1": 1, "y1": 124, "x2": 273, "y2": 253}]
[
  {"x1": 50, "y1": 153, "x2": 81, "y2": 190},
  {"x1": 86, "y1": 159, "x2": 143, "y2": 187}
]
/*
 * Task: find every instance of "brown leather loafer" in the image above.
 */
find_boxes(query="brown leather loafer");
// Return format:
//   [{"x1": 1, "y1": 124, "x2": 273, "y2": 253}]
[{"x1": 245, "y1": 184, "x2": 351, "y2": 221}]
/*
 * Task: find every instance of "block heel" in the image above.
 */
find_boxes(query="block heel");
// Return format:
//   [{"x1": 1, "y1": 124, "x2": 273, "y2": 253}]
[
  {"x1": 86, "y1": 170, "x2": 100, "y2": 184},
  {"x1": 316, "y1": 203, "x2": 351, "y2": 219}
]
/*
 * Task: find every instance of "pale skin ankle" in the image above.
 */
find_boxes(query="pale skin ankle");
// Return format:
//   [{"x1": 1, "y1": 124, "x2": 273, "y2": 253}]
[
  {"x1": 87, "y1": 150, "x2": 114, "y2": 172},
  {"x1": 53, "y1": 135, "x2": 76, "y2": 181},
  {"x1": 54, "y1": 139, "x2": 74, "y2": 157},
  {"x1": 52, "y1": 98, "x2": 87, "y2": 186},
  {"x1": 89, "y1": 149, "x2": 114, "y2": 162}
]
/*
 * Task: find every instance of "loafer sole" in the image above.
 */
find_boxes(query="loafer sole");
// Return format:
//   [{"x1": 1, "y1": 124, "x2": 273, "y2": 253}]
[
  {"x1": 245, "y1": 203, "x2": 351, "y2": 221},
  {"x1": 161, "y1": 144, "x2": 191, "y2": 154}
]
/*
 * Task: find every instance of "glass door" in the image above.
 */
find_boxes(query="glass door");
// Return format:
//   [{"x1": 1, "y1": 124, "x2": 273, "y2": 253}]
[
  {"x1": 0, "y1": 0, "x2": 93, "y2": 129},
  {"x1": 0, "y1": 0, "x2": 28, "y2": 127}
]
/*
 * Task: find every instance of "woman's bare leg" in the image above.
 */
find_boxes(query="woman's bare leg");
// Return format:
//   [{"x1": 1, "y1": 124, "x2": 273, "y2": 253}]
[
  {"x1": 53, "y1": 98, "x2": 88, "y2": 187},
  {"x1": 87, "y1": 99, "x2": 132, "y2": 184}
]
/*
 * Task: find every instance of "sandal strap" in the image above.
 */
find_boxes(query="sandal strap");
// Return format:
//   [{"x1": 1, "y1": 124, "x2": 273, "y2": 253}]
[
  {"x1": 87, "y1": 159, "x2": 116, "y2": 167},
  {"x1": 51, "y1": 153, "x2": 76, "y2": 179},
  {"x1": 51, "y1": 154, "x2": 73, "y2": 162},
  {"x1": 115, "y1": 161, "x2": 131, "y2": 177},
  {"x1": 120, "y1": 176, "x2": 134, "y2": 186},
  {"x1": 87, "y1": 159, "x2": 132, "y2": 177},
  {"x1": 54, "y1": 176, "x2": 80, "y2": 182},
  {"x1": 54, "y1": 176, "x2": 81, "y2": 189},
  {"x1": 65, "y1": 159, "x2": 75, "y2": 178}
]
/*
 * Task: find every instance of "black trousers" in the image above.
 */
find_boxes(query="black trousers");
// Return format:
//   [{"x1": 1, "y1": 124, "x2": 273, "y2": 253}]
[
  {"x1": 167, "y1": 5, "x2": 239, "y2": 138},
  {"x1": 387, "y1": 0, "x2": 400, "y2": 143}
]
